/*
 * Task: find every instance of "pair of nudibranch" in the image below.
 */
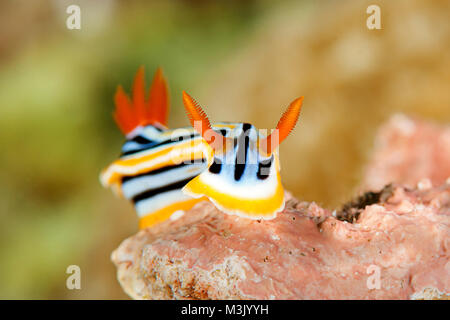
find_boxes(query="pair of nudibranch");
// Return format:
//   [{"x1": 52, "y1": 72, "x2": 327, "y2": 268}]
[{"x1": 100, "y1": 67, "x2": 304, "y2": 229}]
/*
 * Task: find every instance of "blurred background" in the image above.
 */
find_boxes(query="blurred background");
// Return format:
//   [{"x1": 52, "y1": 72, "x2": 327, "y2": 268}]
[{"x1": 0, "y1": 0, "x2": 449, "y2": 299}]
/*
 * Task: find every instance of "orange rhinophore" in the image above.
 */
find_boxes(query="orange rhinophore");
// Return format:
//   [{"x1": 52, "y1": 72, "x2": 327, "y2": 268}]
[
  {"x1": 182, "y1": 91, "x2": 227, "y2": 150},
  {"x1": 260, "y1": 96, "x2": 304, "y2": 155},
  {"x1": 113, "y1": 66, "x2": 169, "y2": 136}
]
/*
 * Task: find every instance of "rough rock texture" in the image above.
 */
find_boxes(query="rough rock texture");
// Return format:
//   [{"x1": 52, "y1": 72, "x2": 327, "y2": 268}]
[
  {"x1": 364, "y1": 114, "x2": 450, "y2": 190},
  {"x1": 112, "y1": 186, "x2": 450, "y2": 300}
]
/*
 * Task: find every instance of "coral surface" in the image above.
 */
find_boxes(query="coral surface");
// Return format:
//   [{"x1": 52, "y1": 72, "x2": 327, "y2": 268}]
[
  {"x1": 112, "y1": 187, "x2": 449, "y2": 299},
  {"x1": 364, "y1": 114, "x2": 450, "y2": 190}
]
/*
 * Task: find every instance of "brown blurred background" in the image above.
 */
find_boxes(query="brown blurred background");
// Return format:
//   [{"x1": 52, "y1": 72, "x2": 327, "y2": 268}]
[{"x1": 0, "y1": 0, "x2": 449, "y2": 299}]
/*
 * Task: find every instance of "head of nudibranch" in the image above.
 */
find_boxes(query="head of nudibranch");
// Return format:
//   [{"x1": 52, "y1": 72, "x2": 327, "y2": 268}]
[{"x1": 181, "y1": 91, "x2": 304, "y2": 220}]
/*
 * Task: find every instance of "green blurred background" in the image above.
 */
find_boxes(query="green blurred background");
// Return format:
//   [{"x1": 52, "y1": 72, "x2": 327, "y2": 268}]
[{"x1": 0, "y1": 0, "x2": 449, "y2": 299}]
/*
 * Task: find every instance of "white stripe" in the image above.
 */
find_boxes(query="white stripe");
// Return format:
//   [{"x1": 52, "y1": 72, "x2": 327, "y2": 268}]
[
  {"x1": 135, "y1": 189, "x2": 192, "y2": 217},
  {"x1": 121, "y1": 162, "x2": 207, "y2": 199},
  {"x1": 100, "y1": 140, "x2": 212, "y2": 186},
  {"x1": 119, "y1": 136, "x2": 204, "y2": 160},
  {"x1": 196, "y1": 162, "x2": 279, "y2": 199}
]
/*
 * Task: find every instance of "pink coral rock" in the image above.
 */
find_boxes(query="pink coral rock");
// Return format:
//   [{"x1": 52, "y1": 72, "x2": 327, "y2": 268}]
[
  {"x1": 112, "y1": 186, "x2": 450, "y2": 299},
  {"x1": 364, "y1": 114, "x2": 450, "y2": 190}
]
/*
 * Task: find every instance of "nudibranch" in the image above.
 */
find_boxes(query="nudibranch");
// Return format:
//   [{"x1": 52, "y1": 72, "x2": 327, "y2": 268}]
[
  {"x1": 181, "y1": 92, "x2": 303, "y2": 220},
  {"x1": 100, "y1": 67, "x2": 210, "y2": 229},
  {"x1": 100, "y1": 67, "x2": 303, "y2": 229}
]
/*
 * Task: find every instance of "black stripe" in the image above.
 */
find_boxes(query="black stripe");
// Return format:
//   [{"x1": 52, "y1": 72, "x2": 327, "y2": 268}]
[
  {"x1": 121, "y1": 133, "x2": 199, "y2": 156},
  {"x1": 234, "y1": 123, "x2": 252, "y2": 181},
  {"x1": 241, "y1": 123, "x2": 252, "y2": 132},
  {"x1": 232, "y1": 137, "x2": 238, "y2": 149},
  {"x1": 130, "y1": 135, "x2": 154, "y2": 144},
  {"x1": 257, "y1": 156, "x2": 273, "y2": 180},
  {"x1": 208, "y1": 157, "x2": 222, "y2": 174},
  {"x1": 121, "y1": 159, "x2": 206, "y2": 184},
  {"x1": 132, "y1": 175, "x2": 198, "y2": 204}
]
